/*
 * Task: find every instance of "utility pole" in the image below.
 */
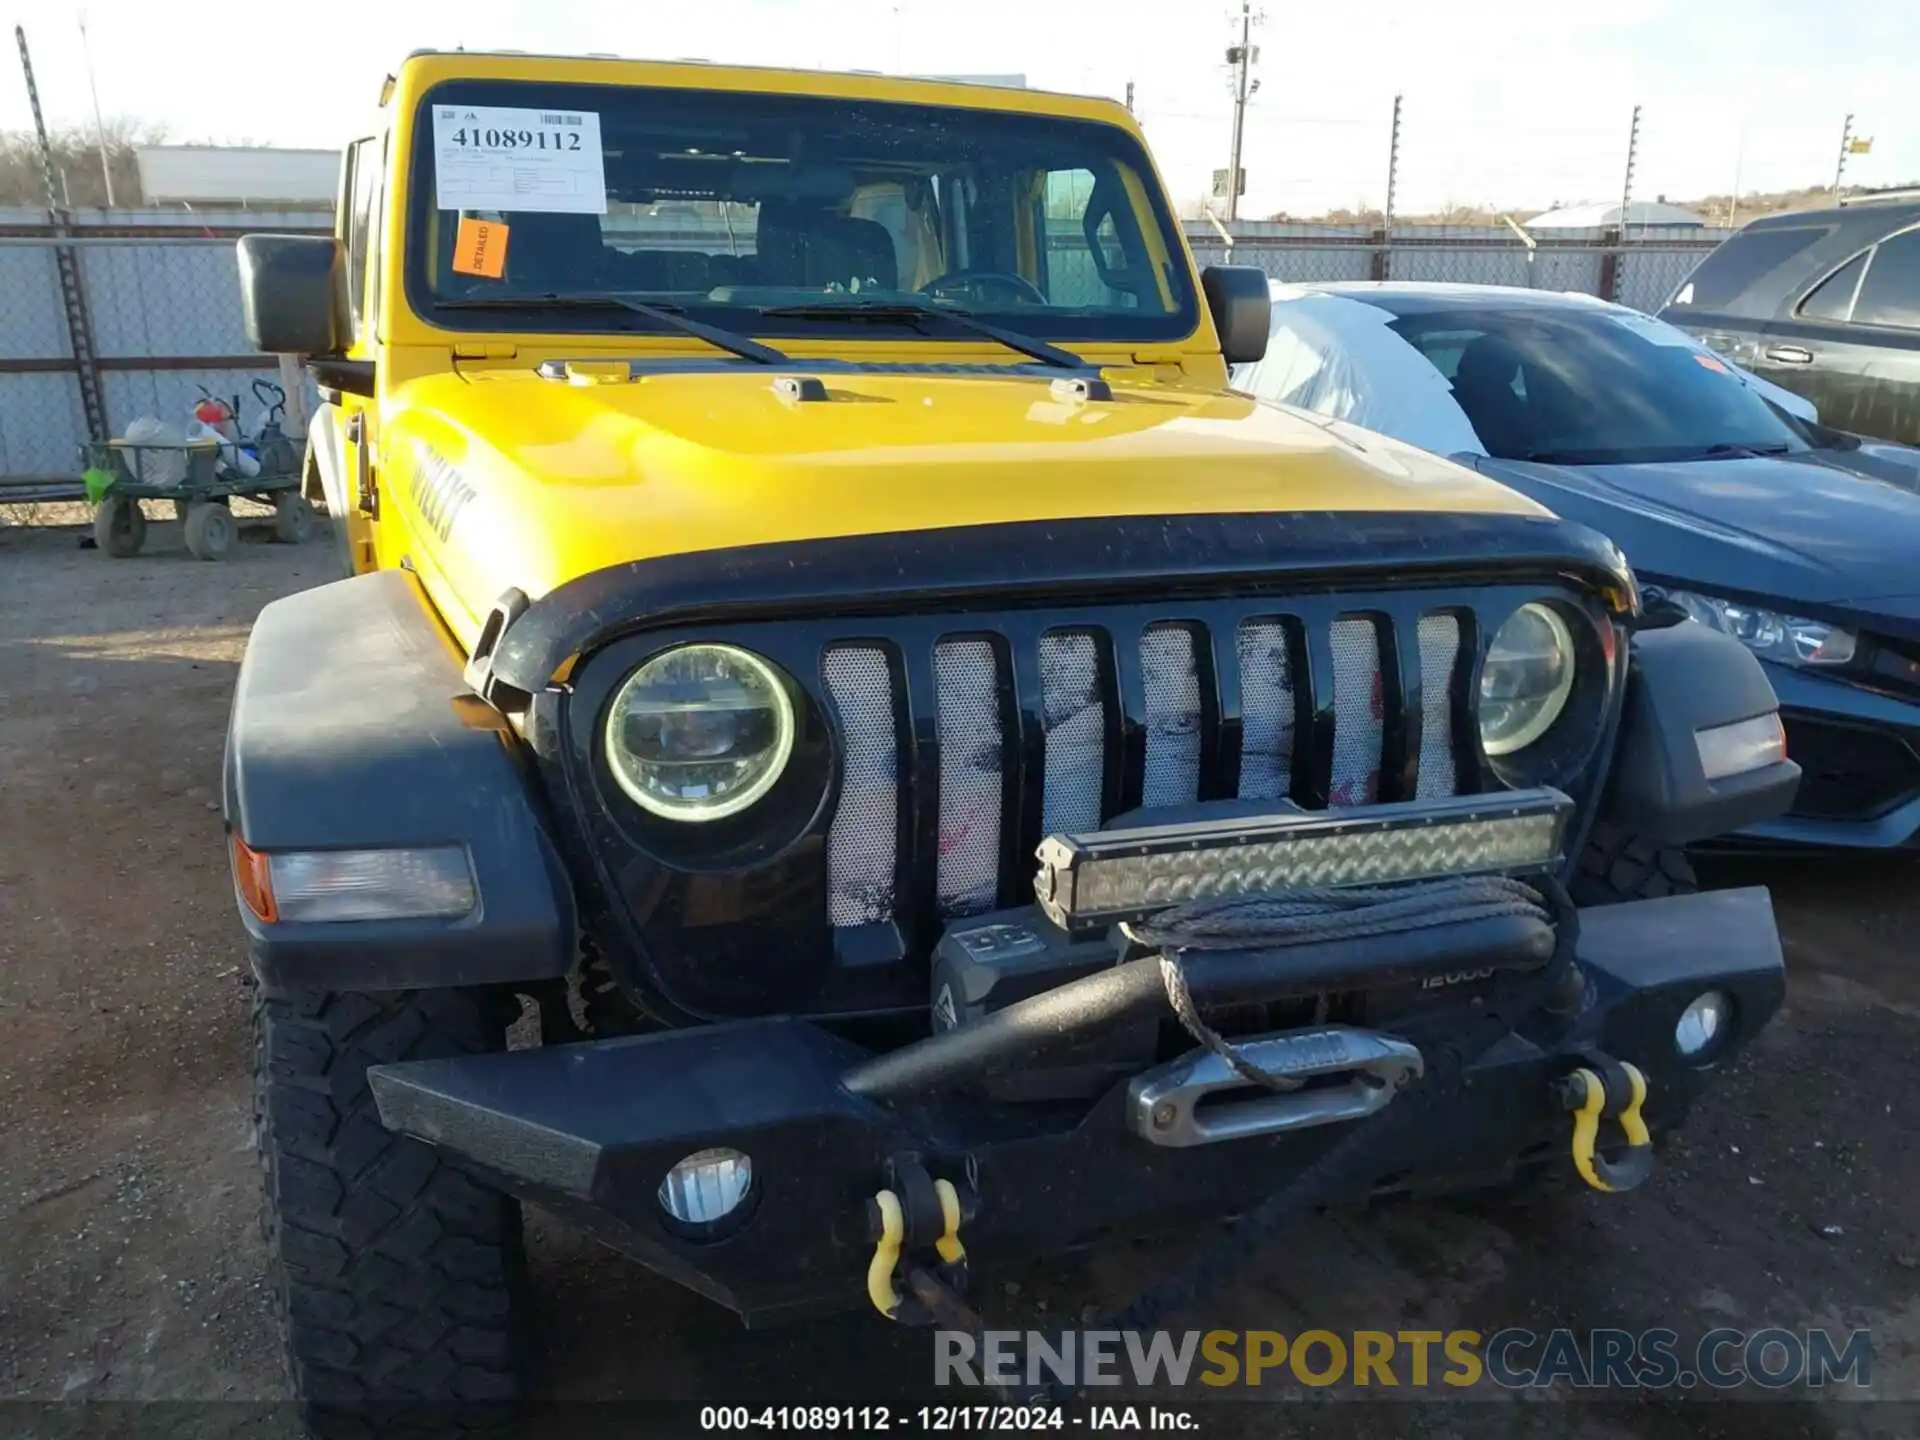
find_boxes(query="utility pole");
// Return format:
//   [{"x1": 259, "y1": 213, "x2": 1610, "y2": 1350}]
[
  {"x1": 1124, "y1": 78, "x2": 1134, "y2": 113},
  {"x1": 1377, "y1": 93, "x2": 1402, "y2": 282},
  {"x1": 1381, "y1": 94, "x2": 1403, "y2": 231},
  {"x1": 1224, "y1": 1, "x2": 1258, "y2": 221},
  {"x1": 1832, "y1": 113, "x2": 1855, "y2": 197},
  {"x1": 1619, "y1": 103, "x2": 1641, "y2": 240},
  {"x1": 77, "y1": 11, "x2": 116, "y2": 207}
]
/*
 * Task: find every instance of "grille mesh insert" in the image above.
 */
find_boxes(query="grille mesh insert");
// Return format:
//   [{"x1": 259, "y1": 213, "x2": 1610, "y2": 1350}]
[
  {"x1": 1236, "y1": 620, "x2": 1296, "y2": 801},
  {"x1": 1328, "y1": 617, "x2": 1384, "y2": 806},
  {"x1": 1040, "y1": 631, "x2": 1106, "y2": 835},
  {"x1": 821, "y1": 647, "x2": 898, "y2": 927},
  {"x1": 1140, "y1": 626, "x2": 1203, "y2": 808},
  {"x1": 934, "y1": 639, "x2": 1004, "y2": 918},
  {"x1": 816, "y1": 608, "x2": 1473, "y2": 929},
  {"x1": 1416, "y1": 613, "x2": 1462, "y2": 800}
]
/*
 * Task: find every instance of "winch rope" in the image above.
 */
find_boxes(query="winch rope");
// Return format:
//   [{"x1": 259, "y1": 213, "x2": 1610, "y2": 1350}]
[
  {"x1": 1130, "y1": 877, "x2": 1556, "y2": 1094},
  {"x1": 1127, "y1": 875, "x2": 1554, "y2": 950}
]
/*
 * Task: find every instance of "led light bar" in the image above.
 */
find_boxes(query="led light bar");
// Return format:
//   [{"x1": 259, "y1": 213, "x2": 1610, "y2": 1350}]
[{"x1": 1033, "y1": 789, "x2": 1573, "y2": 931}]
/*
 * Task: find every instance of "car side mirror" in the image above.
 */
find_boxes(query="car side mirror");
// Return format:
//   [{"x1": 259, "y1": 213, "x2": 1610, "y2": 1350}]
[
  {"x1": 237, "y1": 234, "x2": 346, "y2": 357},
  {"x1": 1200, "y1": 265, "x2": 1271, "y2": 366}
]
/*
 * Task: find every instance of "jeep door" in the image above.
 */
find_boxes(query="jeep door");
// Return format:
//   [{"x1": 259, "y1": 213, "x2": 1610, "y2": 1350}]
[{"x1": 314, "y1": 134, "x2": 386, "y2": 573}]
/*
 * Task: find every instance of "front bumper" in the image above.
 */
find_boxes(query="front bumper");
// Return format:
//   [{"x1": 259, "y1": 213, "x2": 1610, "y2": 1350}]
[
  {"x1": 369, "y1": 887, "x2": 1783, "y2": 1326},
  {"x1": 1733, "y1": 664, "x2": 1920, "y2": 850}
]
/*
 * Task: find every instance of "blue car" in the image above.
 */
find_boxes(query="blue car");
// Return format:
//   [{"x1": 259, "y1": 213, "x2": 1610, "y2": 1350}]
[{"x1": 1234, "y1": 281, "x2": 1920, "y2": 851}]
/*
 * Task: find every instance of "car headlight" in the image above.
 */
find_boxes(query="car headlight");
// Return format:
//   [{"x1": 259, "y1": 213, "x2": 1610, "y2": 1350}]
[
  {"x1": 1479, "y1": 603, "x2": 1576, "y2": 757},
  {"x1": 604, "y1": 643, "x2": 796, "y2": 821},
  {"x1": 1647, "y1": 586, "x2": 1855, "y2": 668}
]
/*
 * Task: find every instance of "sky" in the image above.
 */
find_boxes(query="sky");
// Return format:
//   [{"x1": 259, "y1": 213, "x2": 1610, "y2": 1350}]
[{"x1": 3, "y1": 0, "x2": 1915, "y2": 219}]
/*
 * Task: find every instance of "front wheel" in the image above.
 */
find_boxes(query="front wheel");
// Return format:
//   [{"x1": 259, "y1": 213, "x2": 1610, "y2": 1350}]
[
  {"x1": 1570, "y1": 821, "x2": 1697, "y2": 906},
  {"x1": 254, "y1": 988, "x2": 530, "y2": 1430}
]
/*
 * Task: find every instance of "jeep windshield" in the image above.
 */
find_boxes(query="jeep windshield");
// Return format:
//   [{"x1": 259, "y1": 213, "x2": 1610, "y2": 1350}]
[{"x1": 406, "y1": 79, "x2": 1199, "y2": 347}]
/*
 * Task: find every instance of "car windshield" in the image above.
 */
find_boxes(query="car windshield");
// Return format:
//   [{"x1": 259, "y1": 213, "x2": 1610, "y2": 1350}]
[
  {"x1": 1388, "y1": 306, "x2": 1811, "y2": 464},
  {"x1": 406, "y1": 79, "x2": 1197, "y2": 346}
]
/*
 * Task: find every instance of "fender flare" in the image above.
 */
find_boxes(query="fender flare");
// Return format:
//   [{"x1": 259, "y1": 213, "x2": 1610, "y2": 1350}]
[{"x1": 225, "y1": 569, "x2": 575, "y2": 992}]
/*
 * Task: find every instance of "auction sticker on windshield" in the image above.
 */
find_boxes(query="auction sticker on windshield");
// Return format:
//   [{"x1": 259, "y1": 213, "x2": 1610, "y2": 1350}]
[{"x1": 432, "y1": 105, "x2": 607, "y2": 215}]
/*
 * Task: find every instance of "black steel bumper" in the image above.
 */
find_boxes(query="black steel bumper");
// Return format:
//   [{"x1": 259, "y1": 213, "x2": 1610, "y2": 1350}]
[{"x1": 368, "y1": 887, "x2": 1783, "y2": 1326}]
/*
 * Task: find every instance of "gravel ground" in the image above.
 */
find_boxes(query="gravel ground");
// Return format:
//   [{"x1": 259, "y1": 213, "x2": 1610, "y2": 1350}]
[{"x1": 2, "y1": 506, "x2": 1917, "y2": 1438}]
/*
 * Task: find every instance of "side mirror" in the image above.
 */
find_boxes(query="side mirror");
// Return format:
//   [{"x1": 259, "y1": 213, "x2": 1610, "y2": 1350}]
[
  {"x1": 237, "y1": 234, "x2": 345, "y2": 356},
  {"x1": 1200, "y1": 265, "x2": 1271, "y2": 365}
]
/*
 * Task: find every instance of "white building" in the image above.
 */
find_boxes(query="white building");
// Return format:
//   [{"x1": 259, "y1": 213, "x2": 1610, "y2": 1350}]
[
  {"x1": 1524, "y1": 199, "x2": 1705, "y2": 229},
  {"x1": 135, "y1": 147, "x2": 340, "y2": 208}
]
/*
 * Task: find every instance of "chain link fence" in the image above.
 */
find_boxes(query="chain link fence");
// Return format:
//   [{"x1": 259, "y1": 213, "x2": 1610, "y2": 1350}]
[
  {"x1": 0, "y1": 207, "x2": 325, "y2": 505},
  {"x1": 0, "y1": 207, "x2": 1723, "y2": 504},
  {"x1": 1187, "y1": 222, "x2": 1722, "y2": 315}
]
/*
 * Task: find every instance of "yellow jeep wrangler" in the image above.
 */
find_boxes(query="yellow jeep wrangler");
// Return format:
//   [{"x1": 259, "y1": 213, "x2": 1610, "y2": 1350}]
[{"x1": 230, "y1": 50, "x2": 1799, "y2": 1418}]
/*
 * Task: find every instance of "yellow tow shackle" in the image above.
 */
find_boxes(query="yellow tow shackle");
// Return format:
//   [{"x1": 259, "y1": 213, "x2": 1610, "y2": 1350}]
[
  {"x1": 1562, "y1": 1062, "x2": 1653, "y2": 1193},
  {"x1": 867, "y1": 1189, "x2": 906, "y2": 1319},
  {"x1": 865, "y1": 1178, "x2": 967, "y2": 1321}
]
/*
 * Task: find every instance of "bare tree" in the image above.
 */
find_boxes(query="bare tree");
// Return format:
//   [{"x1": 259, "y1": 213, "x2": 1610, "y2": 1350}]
[{"x1": 0, "y1": 117, "x2": 169, "y2": 209}]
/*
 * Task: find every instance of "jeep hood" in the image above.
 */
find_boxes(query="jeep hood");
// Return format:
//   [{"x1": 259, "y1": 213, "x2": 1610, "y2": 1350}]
[{"x1": 388, "y1": 367, "x2": 1547, "y2": 636}]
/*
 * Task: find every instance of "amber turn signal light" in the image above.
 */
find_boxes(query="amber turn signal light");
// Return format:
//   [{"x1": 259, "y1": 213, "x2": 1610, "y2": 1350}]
[{"x1": 231, "y1": 833, "x2": 278, "y2": 924}]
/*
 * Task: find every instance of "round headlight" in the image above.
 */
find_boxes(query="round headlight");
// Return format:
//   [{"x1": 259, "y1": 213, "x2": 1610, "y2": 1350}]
[
  {"x1": 604, "y1": 644, "x2": 795, "y2": 821},
  {"x1": 1479, "y1": 603, "x2": 1576, "y2": 757}
]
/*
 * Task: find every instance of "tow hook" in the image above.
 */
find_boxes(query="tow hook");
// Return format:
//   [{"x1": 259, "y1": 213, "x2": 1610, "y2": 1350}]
[
  {"x1": 865, "y1": 1157, "x2": 974, "y2": 1324},
  {"x1": 1557, "y1": 1055, "x2": 1653, "y2": 1193}
]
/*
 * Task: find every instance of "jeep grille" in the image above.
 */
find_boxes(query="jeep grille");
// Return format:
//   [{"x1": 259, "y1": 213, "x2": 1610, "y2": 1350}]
[{"x1": 820, "y1": 601, "x2": 1470, "y2": 934}]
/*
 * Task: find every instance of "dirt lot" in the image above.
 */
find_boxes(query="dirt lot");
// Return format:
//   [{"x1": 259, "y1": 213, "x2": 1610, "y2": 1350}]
[{"x1": 3, "y1": 507, "x2": 1918, "y2": 1438}]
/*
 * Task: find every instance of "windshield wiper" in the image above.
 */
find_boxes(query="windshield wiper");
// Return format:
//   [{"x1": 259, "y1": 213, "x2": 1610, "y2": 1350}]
[
  {"x1": 1692, "y1": 441, "x2": 1794, "y2": 459},
  {"x1": 1518, "y1": 440, "x2": 1797, "y2": 465},
  {"x1": 436, "y1": 292, "x2": 788, "y2": 366},
  {"x1": 761, "y1": 299, "x2": 1086, "y2": 370}
]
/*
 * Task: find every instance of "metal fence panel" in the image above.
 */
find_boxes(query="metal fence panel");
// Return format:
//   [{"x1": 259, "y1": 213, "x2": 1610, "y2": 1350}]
[
  {"x1": 1391, "y1": 247, "x2": 1535, "y2": 288},
  {"x1": 1190, "y1": 241, "x2": 1376, "y2": 284},
  {"x1": 0, "y1": 373, "x2": 88, "y2": 478},
  {"x1": 1613, "y1": 247, "x2": 1702, "y2": 314},
  {"x1": 0, "y1": 245, "x2": 69, "y2": 360},
  {"x1": 80, "y1": 242, "x2": 255, "y2": 358}
]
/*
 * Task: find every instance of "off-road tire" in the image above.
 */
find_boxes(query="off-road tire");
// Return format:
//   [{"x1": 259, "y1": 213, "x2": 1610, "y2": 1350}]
[
  {"x1": 254, "y1": 988, "x2": 530, "y2": 1434},
  {"x1": 93, "y1": 494, "x2": 146, "y2": 557},
  {"x1": 1570, "y1": 821, "x2": 1697, "y2": 906}
]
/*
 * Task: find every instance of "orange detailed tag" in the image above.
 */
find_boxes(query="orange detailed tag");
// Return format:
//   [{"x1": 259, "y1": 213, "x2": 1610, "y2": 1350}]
[
  {"x1": 453, "y1": 217, "x2": 508, "y2": 279},
  {"x1": 1692, "y1": 352, "x2": 1729, "y2": 374}
]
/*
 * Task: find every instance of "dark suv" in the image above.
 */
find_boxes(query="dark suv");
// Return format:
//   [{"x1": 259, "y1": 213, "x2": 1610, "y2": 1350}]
[{"x1": 1660, "y1": 193, "x2": 1920, "y2": 446}]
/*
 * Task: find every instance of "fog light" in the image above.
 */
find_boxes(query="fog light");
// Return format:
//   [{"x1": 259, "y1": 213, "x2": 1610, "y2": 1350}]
[
  {"x1": 658, "y1": 1148, "x2": 754, "y2": 1231},
  {"x1": 1675, "y1": 990, "x2": 1732, "y2": 1058}
]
